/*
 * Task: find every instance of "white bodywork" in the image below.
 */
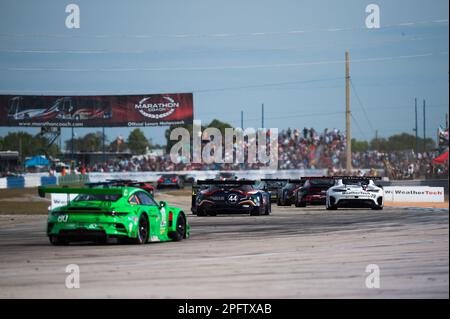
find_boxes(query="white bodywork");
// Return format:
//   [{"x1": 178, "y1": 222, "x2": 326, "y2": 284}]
[{"x1": 326, "y1": 178, "x2": 384, "y2": 209}]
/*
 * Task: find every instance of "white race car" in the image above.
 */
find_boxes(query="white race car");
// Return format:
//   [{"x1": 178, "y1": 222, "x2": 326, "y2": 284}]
[{"x1": 326, "y1": 177, "x2": 384, "y2": 210}]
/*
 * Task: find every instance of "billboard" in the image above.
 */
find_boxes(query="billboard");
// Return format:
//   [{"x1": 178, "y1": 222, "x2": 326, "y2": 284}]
[{"x1": 0, "y1": 93, "x2": 193, "y2": 127}]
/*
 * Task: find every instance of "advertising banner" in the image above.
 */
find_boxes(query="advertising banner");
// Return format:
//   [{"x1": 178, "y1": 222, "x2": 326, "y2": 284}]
[
  {"x1": 0, "y1": 93, "x2": 193, "y2": 127},
  {"x1": 384, "y1": 186, "x2": 445, "y2": 203}
]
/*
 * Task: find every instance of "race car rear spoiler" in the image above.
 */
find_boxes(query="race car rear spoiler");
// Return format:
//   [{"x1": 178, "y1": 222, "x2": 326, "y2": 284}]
[
  {"x1": 300, "y1": 176, "x2": 333, "y2": 180},
  {"x1": 38, "y1": 186, "x2": 125, "y2": 198},
  {"x1": 331, "y1": 176, "x2": 382, "y2": 180},
  {"x1": 196, "y1": 179, "x2": 255, "y2": 185},
  {"x1": 261, "y1": 179, "x2": 288, "y2": 182},
  {"x1": 287, "y1": 179, "x2": 306, "y2": 183}
]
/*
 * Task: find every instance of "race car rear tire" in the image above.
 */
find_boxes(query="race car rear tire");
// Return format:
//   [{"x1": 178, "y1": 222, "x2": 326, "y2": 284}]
[
  {"x1": 196, "y1": 208, "x2": 206, "y2": 216},
  {"x1": 295, "y1": 198, "x2": 307, "y2": 207},
  {"x1": 326, "y1": 205, "x2": 337, "y2": 210},
  {"x1": 170, "y1": 214, "x2": 186, "y2": 241},
  {"x1": 372, "y1": 205, "x2": 383, "y2": 210},
  {"x1": 265, "y1": 203, "x2": 271, "y2": 215},
  {"x1": 250, "y1": 204, "x2": 263, "y2": 216},
  {"x1": 49, "y1": 235, "x2": 69, "y2": 246},
  {"x1": 131, "y1": 214, "x2": 149, "y2": 244}
]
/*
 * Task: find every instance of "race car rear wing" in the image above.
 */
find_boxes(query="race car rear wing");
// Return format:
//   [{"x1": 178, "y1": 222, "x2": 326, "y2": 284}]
[
  {"x1": 261, "y1": 178, "x2": 288, "y2": 182},
  {"x1": 38, "y1": 186, "x2": 125, "y2": 198},
  {"x1": 287, "y1": 179, "x2": 306, "y2": 184},
  {"x1": 331, "y1": 176, "x2": 382, "y2": 180},
  {"x1": 196, "y1": 179, "x2": 255, "y2": 185},
  {"x1": 300, "y1": 176, "x2": 333, "y2": 180}
]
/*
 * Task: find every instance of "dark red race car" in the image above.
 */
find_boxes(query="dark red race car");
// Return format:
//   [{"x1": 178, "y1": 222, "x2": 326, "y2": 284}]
[{"x1": 294, "y1": 177, "x2": 335, "y2": 207}]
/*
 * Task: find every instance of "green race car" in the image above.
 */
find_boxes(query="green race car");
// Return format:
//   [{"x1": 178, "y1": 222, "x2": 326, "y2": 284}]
[{"x1": 38, "y1": 186, "x2": 190, "y2": 245}]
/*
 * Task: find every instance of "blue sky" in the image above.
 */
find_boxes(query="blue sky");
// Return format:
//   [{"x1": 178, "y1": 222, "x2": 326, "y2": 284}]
[{"x1": 0, "y1": 0, "x2": 448, "y2": 147}]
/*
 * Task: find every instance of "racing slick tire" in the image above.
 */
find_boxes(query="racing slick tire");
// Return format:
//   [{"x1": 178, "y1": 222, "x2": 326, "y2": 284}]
[
  {"x1": 326, "y1": 204, "x2": 338, "y2": 210},
  {"x1": 278, "y1": 193, "x2": 290, "y2": 206},
  {"x1": 295, "y1": 195, "x2": 307, "y2": 207},
  {"x1": 250, "y1": 197, "x2": 264, "y2": 216},
  {"x1": 265, "y1": 202, "x2": 271, "y2": 215},
  {"x1": 130, "y1": 214, "x2": 149, "y2": 244},
  {"x1": 49, "y1": 235, "x2": 69, "y2": 246},
  {"x1": 277, "y1": 197, "x2": 282, "y2": 206},
  {"x1": 196, "y1": 208, "x2": 207, "y2": 216},
  {"x1": 169, "y1": 214, "x2": 186, "y2": 241},
  {"x1": 372, "y1": 205, "x2": 383, "y2": 210}
]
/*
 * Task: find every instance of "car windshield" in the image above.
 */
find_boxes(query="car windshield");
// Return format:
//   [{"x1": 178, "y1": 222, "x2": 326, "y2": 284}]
[
  {"x1": 73, "y1": 194, "x2": 122, "y2": 202},
  {"x1": 285, "y1": 183, "x2": 302, "y2": 189}
]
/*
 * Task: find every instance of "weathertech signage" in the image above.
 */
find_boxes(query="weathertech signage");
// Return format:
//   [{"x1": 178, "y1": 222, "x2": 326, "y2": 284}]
[{"x1": 0, "y1": 93, "x2": 193, "y2": 127}]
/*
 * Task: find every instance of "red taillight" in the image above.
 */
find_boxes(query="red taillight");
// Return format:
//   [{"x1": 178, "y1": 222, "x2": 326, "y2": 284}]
[
  {"x1": 168, "y1": 212, "x2": 173, "y2": 227},
  {"x1": 171, "y1": 178, "x2": 177, "y2": 182},
  {"x1": 158, "y1": 178, "x2": 164, "y2": 183}
]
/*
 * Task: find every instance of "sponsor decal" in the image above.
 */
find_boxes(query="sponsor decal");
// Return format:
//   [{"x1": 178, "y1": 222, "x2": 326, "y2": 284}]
[{"x1": 135, "y1": 96, "x2": 180, "y2": 119}]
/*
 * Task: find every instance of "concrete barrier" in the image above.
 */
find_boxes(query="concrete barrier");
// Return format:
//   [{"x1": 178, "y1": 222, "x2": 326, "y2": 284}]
[
  {"x1": 0, "y1": 178, "x2": 6, "y2": 189},
  {"x1": 41, "y1": 176, "x2": 57, "y2": 186},
  {"x1": 380, "y1": 179, "x2": 449, "y2": 194},
  {"x1": 6, "y1": 176, "x2": 25, "y2": 189},
  {"x1": 24, "y1": 175, "x2": 41, "y2": 188},
  {"x1": 384, "y1": 186, "x2": 445, "y2": 203}
]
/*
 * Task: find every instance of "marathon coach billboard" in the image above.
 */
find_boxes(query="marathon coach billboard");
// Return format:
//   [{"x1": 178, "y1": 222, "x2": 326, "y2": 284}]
[{"x1": 0, "y1": 93, "x2": 193, "y2": 127}]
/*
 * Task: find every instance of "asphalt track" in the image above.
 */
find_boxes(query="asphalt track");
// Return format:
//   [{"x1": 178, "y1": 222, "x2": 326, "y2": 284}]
[{"x1": 0, "y1": 191, "x2": 448, "y2": 298}]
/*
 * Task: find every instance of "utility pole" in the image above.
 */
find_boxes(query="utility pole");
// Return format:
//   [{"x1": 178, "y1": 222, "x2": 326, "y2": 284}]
[
  {"x1": 345, "y1": 51, "x2": 352, "y2": 173},
  {"x1": 241, "y1": 110, "x2": 244, "y2": 129},
  {"x1": 414, "y1": 98, "x2": 418, "y2": 153},
  {"x1": 261, "y1": 103, "x2": 265, "y2": 128},
  {"x1": 71, "y1": 126, "x2": 74, "y2": 161},
  {"x1": 102, "y1": 126, "x2": 106, "y2": 163},
  {"x1": 423, "y1": 99, "x2": 426, "y2": 152}
]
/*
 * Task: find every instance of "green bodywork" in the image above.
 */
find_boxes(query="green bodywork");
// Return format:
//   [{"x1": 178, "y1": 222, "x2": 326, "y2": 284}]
[{"x1": 38, "y1": 186, "x2": 190, "y2": 243}]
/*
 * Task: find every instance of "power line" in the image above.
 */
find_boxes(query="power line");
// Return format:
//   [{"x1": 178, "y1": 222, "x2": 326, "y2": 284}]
[
  {"x1": 0, "y1": 18, "x2": 446, "y2": 39},
  {"x1": 350, "y1": 113, "x2": 368, "y2": 141},
  {"x1": 350, "y1": 79, "x2": 375, "y2": 133},
  {"x1": 193, "y1": 77, "x2": 342, "y2": 93},
  {"x1": 0, "y1": 52, "x2": 445, "y2": 73}
]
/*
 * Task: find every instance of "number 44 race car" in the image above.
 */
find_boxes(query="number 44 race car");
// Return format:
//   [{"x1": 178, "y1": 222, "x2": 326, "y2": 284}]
[
  {"x1": 38, "y1": 186, "x2": 189, "y2": 245},
  {"x1": 326, "y1": 176, "x2": 384, "y2": 210},
  {"x1": 194, "y1": 180, "x2": 271, "y2": 216}
]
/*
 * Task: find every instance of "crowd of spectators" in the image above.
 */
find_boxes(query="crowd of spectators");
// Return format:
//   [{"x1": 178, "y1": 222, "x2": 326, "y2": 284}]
[
  {"x1": 77, "y1": 127, "x2": 447, "y2": 180},
  {"x1": 2, "y1": 127, "x2": 447, "y2": 180}
]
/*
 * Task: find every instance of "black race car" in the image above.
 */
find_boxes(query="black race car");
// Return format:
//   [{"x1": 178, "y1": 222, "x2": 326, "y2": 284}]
[
  {"x1": 194, "y1": 180, "x2": 271, "y2": 216},
  {"x1": 277, "y1": 179, "x2": 305, "y2": 206},
  {"x1": 256, "y1": 179, "x2": 288, "y2": 203},
  {"x1": 157, "y1": 174, "x2": 184, "y2": 189},
  {"x1": 294, "y1": 177, "x2": 335, "y2": 207},
  {"x1": 191, "y1": 181, "x2": 210, "y2": 214}
]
